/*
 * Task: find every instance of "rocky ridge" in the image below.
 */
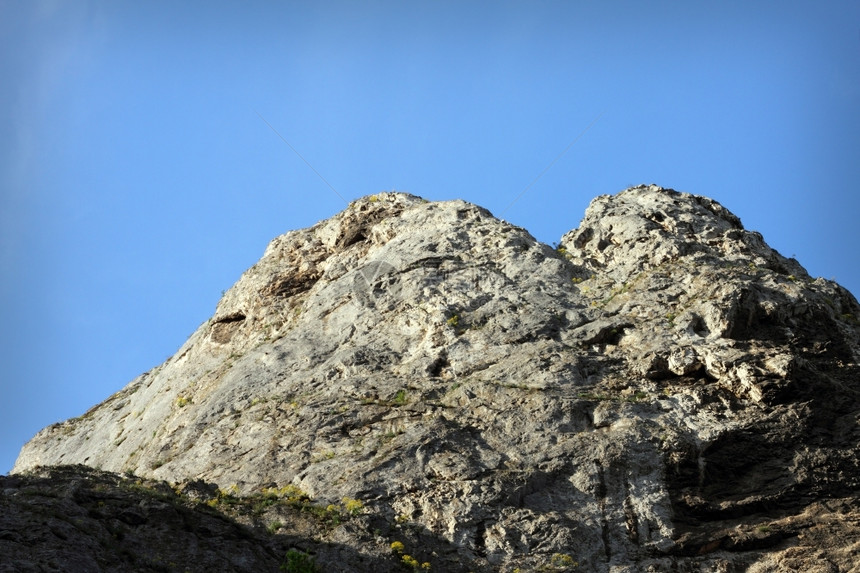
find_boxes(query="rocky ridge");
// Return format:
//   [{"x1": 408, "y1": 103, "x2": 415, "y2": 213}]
[{"x1": 11, "y1": 185, "x2": 860, "y2": 571}]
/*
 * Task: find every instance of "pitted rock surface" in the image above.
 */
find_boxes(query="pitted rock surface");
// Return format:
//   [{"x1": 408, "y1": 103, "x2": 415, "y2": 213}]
[{"x1": 12, "y1": 185, "x2": 860, "y2": 572}]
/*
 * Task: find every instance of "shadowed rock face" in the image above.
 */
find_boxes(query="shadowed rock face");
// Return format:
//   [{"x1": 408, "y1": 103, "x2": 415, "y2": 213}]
[
  {"x1": 11, "y1": 185, "x2": 860, "y2": 572},
  {"x1": 0, "y1": 465, "x2": 410, "y2": 573}
]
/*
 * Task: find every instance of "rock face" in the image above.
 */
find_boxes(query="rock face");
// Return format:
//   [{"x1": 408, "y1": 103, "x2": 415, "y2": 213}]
[{"x1": 12, "y1": 185, "x2": 860, "y2": 571}]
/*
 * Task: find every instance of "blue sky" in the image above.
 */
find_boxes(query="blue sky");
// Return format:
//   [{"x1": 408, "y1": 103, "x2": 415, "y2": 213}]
[{"x1": 2, "y1": 1, "x2": 859, "y2": 473}]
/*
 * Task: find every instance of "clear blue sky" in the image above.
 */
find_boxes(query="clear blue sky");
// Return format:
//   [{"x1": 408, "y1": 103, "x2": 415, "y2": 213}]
[{"x1": 2, "y1": 1, "x2": 859, "y2": 474}]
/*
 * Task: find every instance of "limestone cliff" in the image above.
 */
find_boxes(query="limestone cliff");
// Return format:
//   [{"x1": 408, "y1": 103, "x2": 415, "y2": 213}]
[{"x1": 11, "y1": 185, "x2": 860, "y2": 572}]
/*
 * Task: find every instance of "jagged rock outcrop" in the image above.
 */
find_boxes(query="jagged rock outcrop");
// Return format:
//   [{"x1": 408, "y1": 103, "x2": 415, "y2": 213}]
[{"x1": 12, "y1": 185, "x2": 860, "y2": 571}]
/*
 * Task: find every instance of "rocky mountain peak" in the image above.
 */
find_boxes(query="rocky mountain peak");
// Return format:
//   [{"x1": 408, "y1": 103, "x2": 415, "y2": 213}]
[
  {"x1": 564, "y1": 184, "x2": 804, "y2": 284},
  {"x1": 10, "y1": 185, "x2": 860, "y2": 572}
]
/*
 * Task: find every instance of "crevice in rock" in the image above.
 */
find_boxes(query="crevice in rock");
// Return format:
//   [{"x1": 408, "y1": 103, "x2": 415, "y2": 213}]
[
  {"x1": 211, "y1": 312, "x2": 247, "y2": 344},
  {"x1": 427, "y1": 353, "x2": 449, "y2": 377},
  {"x1": 572, "y1": 227, "x2": 593, "y2": 249},
  {"x1": 262, "y1": 271, "x2": 322, "y2": 299},
  {"x1": 576, "y1": 320, "x2": 633, "y2": 347},
  {"x1": 689, "y1": 314, "x2": 710, "y2": 337},
  {"x1": 595, "y1": 461, "x2": 612, "y2": 561},
  {"x1": 623, "y1": 492, "x2": 640, "y2": 544},
  {"x1": 473, "y1": 519, "x2": 487, "y2": 558},
  {"x1": 503, "y1": 470, "x2": 550, "y2": 509},
  {"x1": 213, "y1": 312, "x2": 246, "y2": 324},
  {"x1": 341, "y1": 230, "x2": 367, "y2": 247}
]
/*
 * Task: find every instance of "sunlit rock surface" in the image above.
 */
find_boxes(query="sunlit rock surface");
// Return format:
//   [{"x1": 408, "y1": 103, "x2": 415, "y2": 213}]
[{"x1": 12, "y1": 185, "x2": 860, "y2": 572}]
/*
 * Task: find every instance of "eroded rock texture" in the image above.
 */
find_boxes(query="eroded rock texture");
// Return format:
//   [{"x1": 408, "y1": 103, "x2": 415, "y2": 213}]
[{"x1": 12, "y1": 185, "x2": 860, "y2": 571}]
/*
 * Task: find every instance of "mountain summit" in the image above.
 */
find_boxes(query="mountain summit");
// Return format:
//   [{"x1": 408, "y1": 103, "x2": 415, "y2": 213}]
[{"x1": 12, "y1": 185, "x2": 860, "y2": 571}]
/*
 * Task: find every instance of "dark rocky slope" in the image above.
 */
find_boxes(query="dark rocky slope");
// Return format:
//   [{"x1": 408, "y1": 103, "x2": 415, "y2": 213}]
[
  {"x1": 10, "y1": 185, "x2": 860, "y2": 571},
  {"x1": 0, "y1": 465, "x2": 405, "y2": 572}
]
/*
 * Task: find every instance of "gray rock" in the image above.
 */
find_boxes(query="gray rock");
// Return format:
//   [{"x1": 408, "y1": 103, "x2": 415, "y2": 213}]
[{"x1": 12, "y1": 185, "x2": 860, "y2": 571}]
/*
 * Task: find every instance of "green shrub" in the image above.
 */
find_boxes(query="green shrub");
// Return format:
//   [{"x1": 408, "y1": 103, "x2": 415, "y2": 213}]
[
  {"x1": 280, "y1": 548, "x2": 317, "y2": 572},
  {"x1": 342, "y1": 497, "x2": 364, "y2": 516},
  {"x1": 537, "y1": 552, "x2": 578, "y2": 571},
  {"x1": 267, "y1": 521, "x2": 284, "y2": 533}
]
